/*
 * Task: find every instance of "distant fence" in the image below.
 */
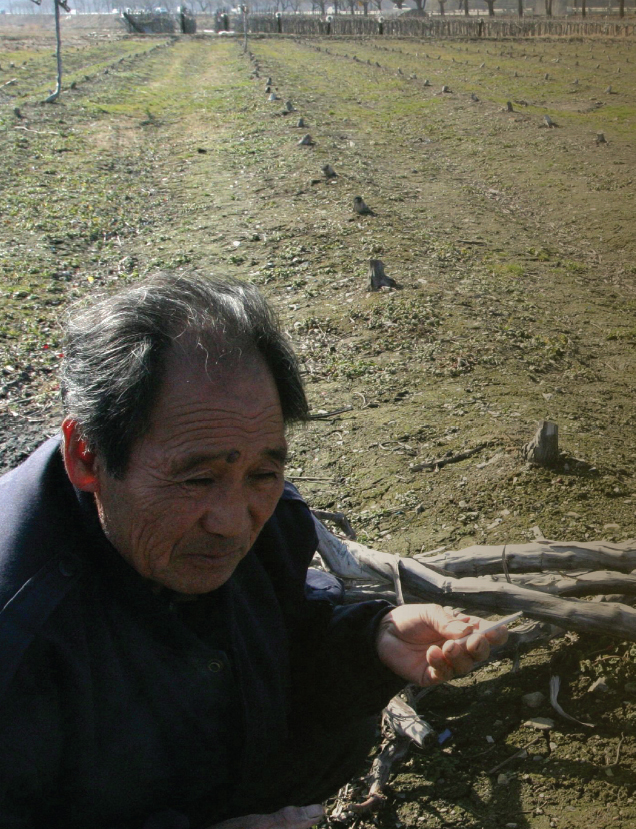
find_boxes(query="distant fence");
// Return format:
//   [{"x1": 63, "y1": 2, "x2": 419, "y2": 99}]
[
  {"x1": 233, "y1": 13, "x2": 636, "y2": 37},
  {"x1": 121, "y1": 10, "x2": 196, "y2": 34}
]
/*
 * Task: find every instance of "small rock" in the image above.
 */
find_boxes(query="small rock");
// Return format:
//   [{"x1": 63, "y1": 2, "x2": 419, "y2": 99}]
[
  {"x1": 284, "y1": 100, "x2": 294, "y2": 112},
  {"x1": 297, "y1": 134, "x2": 314, "y2": 146},
  {"x1": 268, "y1": 92, "x2": 279, "y2": 102},
  {"x1": 497, "y1": 773, "x2": 510, "y2": 786},
  {"x1": 524, "y1": 717, "x2": 554, "y2": 731},
  {"x1": 296, "y1": 117, "x2": 306, "y2": 128},
  {"x1": 423, "y1": 79, "x2": 431, "y2": 86},
  {"x1": 321, "y1": 164, "x2": 337, "y2": 178},
  {"x1": 522, "y1": 692, "x2": 545, "y2": 709}
]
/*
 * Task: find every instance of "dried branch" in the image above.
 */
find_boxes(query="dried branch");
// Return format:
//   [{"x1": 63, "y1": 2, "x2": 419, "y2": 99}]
[
  {"x1": 313, "y1": 519, "x2": 636, "y2": 642},
  {"x1": 349, "y1": 735, "x2": 410, "y2": 813},
  {"x1": 478, "y1": 570, "x2": 636, "y2": 598},
  {"x1": 410, "y1": 442, "x2": 491, "y2": 472},
  {"x1": 420, "y1": 540, "x2": 636, "y2": 577}
]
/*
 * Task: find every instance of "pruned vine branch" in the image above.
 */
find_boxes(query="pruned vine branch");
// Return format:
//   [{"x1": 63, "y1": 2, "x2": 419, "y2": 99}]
[{"x1": 313, "y1": 518, "x2": 636, "y2": 642}]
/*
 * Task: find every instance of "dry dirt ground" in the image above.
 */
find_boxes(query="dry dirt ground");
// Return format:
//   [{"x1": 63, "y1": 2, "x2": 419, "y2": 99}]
[{"x1": 2, "y1": 16, "x2": 636, "y2": 828}]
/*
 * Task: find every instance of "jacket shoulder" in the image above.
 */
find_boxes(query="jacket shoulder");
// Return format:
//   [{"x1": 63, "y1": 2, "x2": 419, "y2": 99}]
[{"x1": 0, "y1": 437, "x2": 84, "y2": 696}]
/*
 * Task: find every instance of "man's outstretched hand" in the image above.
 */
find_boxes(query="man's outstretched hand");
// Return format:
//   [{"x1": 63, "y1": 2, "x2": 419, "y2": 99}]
[
  {"x1": 376, "y1": 603, "x2": 509, "y2": 686},
  {"x1": 208, "y1": 805, "x2": 324, "y2": 829}
]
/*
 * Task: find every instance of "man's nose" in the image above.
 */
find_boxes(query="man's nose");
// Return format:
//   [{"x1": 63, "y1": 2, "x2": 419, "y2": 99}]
[{"x1": 199, "y1": 487, "x2": 251, "y2": 538}]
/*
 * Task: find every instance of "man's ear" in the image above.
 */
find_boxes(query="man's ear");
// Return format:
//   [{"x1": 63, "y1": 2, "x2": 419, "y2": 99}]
[{"x1": 61, "y1": 418, "x2": 100, "y2": 493}]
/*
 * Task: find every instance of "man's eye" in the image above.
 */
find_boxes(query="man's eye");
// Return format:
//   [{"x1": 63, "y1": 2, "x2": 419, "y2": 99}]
[{"x1": 252, "y1": 471, "x2": 280, "y2": 481}]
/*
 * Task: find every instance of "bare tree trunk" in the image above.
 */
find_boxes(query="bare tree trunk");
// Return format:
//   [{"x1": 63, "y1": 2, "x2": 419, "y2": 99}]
[
  {"x1": 619, "y1": 0, "x2": 624, "y2": 16},
  {"x1": 44, "y1": 0, "x2": 62, "y2": 103},
  {"x1": 581, "y1": 0, "x2": 586, "y2": 16},
  {"x1": 485, "y1": 0, "x2": 494, "y2": 14},
  {"x1": 517, "y1": 0, "x2": 523, "y2": 16},
  {"x1": 463, "y1": 0, "x2": 469, "y2": 14}
]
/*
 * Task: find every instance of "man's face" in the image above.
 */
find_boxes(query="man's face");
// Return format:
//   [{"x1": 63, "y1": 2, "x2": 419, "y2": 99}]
[{"x1": 91, "y1": 352, "x2": 287, "y2": 594}]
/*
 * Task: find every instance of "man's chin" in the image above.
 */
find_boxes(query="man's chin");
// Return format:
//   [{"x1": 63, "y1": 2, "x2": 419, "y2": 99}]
[{"x1": 154, "y1": 553, "x2": 243, "y2": 595}]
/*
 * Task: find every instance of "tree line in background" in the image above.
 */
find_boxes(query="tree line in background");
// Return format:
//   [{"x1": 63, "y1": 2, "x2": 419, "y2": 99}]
[{"x1": 4, "y1": 0, "x2": 635, "y2": 14}]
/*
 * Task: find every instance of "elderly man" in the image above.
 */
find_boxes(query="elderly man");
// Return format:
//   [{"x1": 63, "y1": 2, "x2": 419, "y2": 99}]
[{"x1": 0, "y1": 273, "x2": 505, "y2": 829}]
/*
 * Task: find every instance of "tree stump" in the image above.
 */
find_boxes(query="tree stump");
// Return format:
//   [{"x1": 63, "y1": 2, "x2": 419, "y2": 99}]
[
  {"x1": 369, "y1": 259, "x2": 397, "y2": 291},
  {"x1": 298, "y1": 134, "x2": 314, "y2": 146},
  {"x1": 523, "y1": 421, "x2": 559, "y2": 466},
  {"x1": 596, "y1": 131, "x2": 607, "y2": 145}
]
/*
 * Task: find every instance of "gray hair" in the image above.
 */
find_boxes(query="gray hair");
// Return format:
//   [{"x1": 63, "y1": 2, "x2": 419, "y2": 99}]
[{"x1": 60, "y1": 273, "x2": 309, "y2": 478}]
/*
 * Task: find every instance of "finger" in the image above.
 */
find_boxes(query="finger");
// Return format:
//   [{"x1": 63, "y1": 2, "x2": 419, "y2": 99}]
[
  {"x1": 441, "y1": 618, "x2": 474, "y2": 641},
  {"x1": 484, "y1": 623, "x2": 509, "y2": 646},
  {"x1": 425, "y1": 644, "x2": 455, "y2": 683},
  {"x1": 440, "y1": 638, "x2": 477, "y2": 675},
  {"x1": 463, "y1": 632, "x2": 491, "y2": 663}
]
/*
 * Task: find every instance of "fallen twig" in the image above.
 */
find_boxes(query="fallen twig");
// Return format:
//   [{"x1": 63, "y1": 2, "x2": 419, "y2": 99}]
[
  {"x1": 15, "y1": 125, "x2": 62, "y2": 136},
  {"x1": 606, "y1": 734, "x2": 625, "y2": 768},
  {"x1": 487, "y1": 735, "x2": 542, "y2": 774},
  {"x1": 308, "y1": 407, "x2": 352, "y2": 419},
  {"x1": 410, "y1": 442, "x2": 491, "y2": 472}
]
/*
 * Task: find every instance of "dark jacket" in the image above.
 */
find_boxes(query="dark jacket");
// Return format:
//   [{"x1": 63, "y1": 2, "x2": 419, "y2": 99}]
[{"x1": 0, "y1": 438, "x2": 401, "y2": 829}]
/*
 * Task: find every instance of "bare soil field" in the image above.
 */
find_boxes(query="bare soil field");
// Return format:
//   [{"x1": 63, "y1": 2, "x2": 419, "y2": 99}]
[{"x1": 2, "y1": 18, "x2": 636, "y2": 829}]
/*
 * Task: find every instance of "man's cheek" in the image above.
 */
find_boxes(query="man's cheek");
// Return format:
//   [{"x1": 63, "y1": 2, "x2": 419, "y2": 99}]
[{"x1": 130, "y1": 495, "x2": 200, "y2": 558}]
